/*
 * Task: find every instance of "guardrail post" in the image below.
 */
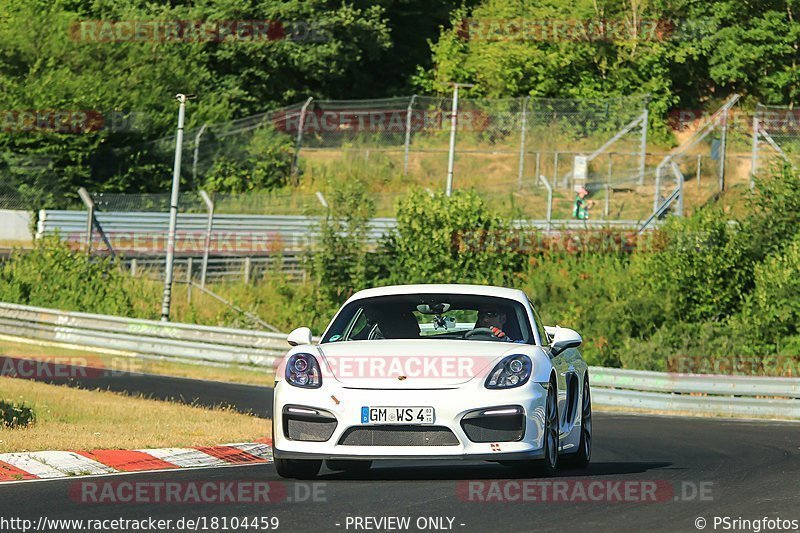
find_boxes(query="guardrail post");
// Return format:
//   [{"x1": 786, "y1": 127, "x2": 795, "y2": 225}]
[
  {"x1": 244, "y1": 256, "x2": 251, "y2": 284},
  {"x1": 187, "y1": 257, "x2": 193, "y2": 303},
  {"x1": 199, "y1": 191, "x2": 214, "y2": 288},
  {"x1": 403, "y1": 95, "x2": 417, "y2": 176},
  {"x1": 130, "y1": 258, "x2": 137, "y2": 277}
]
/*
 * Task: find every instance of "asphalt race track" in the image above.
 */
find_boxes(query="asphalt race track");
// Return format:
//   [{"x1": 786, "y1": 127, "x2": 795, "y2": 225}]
[
  {"x1": 0, "y1": 355, "x2": 272, "y2": 416},
  {"x1": 1, "y1": 362, "x2": 799, "y2": 533}
]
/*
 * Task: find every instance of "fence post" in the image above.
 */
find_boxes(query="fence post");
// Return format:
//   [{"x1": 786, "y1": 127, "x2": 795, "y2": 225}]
[
  {"x1": 291, "y1": 97, "x2": 314, "y2": 181},
  {"x1": 130, "y1": 258, "x2": 137, "y2": 277},
  {"x1": 199, "y1": 191, "x2": 214, "y2": 288},
  {"x1": 534, "y1": 152, "x2": 541, "y2": 188},
  {"x1": 553, "y1": 152, "x2": 559, "y2": 189},
  {"x1": 604, "y1": 184, "x2": 610, "y2": 219},
  {"x1": 403, "y1": 95, "x2": 417, "y2": 176},
  {"x1": 639, "y1": 107, "x2": 649, "y2": 185},
  {"x1": 538, "y1": 174, "x2": 553, "y2": 231},
  {"x1": 696, "y1": 154, "x2": 702, "y2": 189},
  {"x1": 750, "y1": 113, "x2": 759, "y2": 188},
  {"x1": 77, "y1": 187, "x2": 94, "y2": 254},
  {"x1": 517, "y1": 96, "x2": 530, "y2": 188},
  {"x1": 718, "y1": 106, "x2": 729, "y2": 191},
  {"x1": 191, "y1": 123, "x2": 208, "y2": 186},
  {"x1": 653, "y1": 165, "x2": 661, "y2": 212}
]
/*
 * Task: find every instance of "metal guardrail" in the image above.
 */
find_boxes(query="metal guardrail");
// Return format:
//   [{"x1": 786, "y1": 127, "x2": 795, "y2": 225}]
[
  {"x1": 2, "y1": 300, "x2": 796, "y2": 419},
  {"x1": 37, "y1": 210, "x2": 648, "y2": 250},
  {"x1": 0, "y1": 302, "x2": 286, "y2": 367},
  {"x1": 589, "y1": 366, "x2": 800, "y2": 419}
]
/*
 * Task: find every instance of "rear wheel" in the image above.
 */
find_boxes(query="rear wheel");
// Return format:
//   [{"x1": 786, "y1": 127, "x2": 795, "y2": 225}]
[
  {"x1": 564, "y1": 376, "x2": 592, "y2": 468},
  {"x1": 274, "y1": 457, "x2": 322, "y2": 479},
  {"x1": 326, "y1": 459, "x2": 372, "y2": 473}
]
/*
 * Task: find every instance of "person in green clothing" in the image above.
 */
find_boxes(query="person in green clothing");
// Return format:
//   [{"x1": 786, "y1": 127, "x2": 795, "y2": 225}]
[{"x1": 573, "y1": 186, "x2": 591, "y2": 220}]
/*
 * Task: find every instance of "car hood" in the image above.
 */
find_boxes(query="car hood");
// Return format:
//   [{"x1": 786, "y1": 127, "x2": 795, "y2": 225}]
[{"x1": 316, "y1": 339, "x2": 525, "y2": 389}]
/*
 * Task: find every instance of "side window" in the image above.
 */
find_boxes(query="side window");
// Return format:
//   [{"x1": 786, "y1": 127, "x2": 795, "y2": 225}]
[
  {"x1": 344, "y1": 308, "x2": 370, "y2": 340},
  {"x1": 529, "y1": 299, "x2": 549, "y2": 345}
]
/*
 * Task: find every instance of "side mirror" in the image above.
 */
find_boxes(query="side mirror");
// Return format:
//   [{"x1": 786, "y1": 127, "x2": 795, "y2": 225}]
[
  {"x1": 549, "y1": 326, "x2": 582, "y2": 355},
  {"x1": 287, "y1": 327, "x2": 313, "y2": 347}
]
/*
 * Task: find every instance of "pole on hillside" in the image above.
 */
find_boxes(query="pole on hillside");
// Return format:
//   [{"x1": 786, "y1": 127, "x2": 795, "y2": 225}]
[{"x1": 161, "y1": 93, "x2": 192, "y2": 322}]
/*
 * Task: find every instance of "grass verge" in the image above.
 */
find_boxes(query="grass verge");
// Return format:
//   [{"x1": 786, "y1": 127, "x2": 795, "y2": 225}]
[
  {"x1": 0, "y1": 377, "x2": 270, "y2": 453},
  {"x1": 0, "y1": 337, "x2": 275, "y2": 387}
]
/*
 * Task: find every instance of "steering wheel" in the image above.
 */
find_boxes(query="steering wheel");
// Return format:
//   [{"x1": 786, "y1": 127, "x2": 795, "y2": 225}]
[{"x1": 464, "y1": 327, "x2": 499, "y2": 340}]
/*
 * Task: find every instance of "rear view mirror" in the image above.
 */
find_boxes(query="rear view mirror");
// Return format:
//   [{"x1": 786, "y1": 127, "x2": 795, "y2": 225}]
[
  {"x1": 287, "y1": 327, "x2": 313, "y2": 347},
  {"x1": 549, "y1": 326, "x2": 582, "y2": 355}
]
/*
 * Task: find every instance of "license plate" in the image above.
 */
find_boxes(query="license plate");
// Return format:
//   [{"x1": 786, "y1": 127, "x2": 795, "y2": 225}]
[{"x1": 361, "y1": 406, "x2": 435, "y2": 425}]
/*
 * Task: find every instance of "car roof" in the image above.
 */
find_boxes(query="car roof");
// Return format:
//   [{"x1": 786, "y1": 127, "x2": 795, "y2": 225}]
[{"x1": 345, "y1": 284, "x2": 528, "y2": 305}]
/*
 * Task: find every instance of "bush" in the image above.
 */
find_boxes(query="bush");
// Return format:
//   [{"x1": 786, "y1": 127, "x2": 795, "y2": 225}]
[
  {"x1": 307, "y1": 178, "x2": 377, "y2": 305},
  {"x1": 0, "y1": 237, "x2": 154, "y2": 317},
  {"x1": 742, "y1": 233, "x2": 800, "y2": 349},
  {"x1": 0, "y1": 400, "x2": 34, "y2": 428},
  {"x1": 202, "y1": 125, "x2": 294, "y2": 193},
  {"x1": 378, "y1": 189, "x2": 523, "y2": 285}
]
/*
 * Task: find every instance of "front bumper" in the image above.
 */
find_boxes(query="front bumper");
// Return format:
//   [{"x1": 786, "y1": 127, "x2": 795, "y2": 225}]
[{"x1": 272, "y1": 378, "x2": 548, "y2": 460}]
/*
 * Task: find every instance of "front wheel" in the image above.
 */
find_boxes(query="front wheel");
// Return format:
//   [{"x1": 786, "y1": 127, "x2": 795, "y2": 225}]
[
  {"x1": 509, "y1": 379, "x2": 559, "y2": 477},
  {"x1": 274, "y1": 457, "x2": 322, "y2": 479},
  {"x1": 564, "y1": 376, "x2": 592, "y2": 468}
]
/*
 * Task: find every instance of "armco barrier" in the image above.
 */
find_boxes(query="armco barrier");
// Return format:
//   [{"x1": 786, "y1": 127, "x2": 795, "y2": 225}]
[
  {"x1": 1, "y1": 301, "x2": 798, "y2": 420},
  {"x1": 37, "y1": 210, "x2": 646, "y2": 249},
  {"x1": 0, "y1": 302, "x2": 286, "y2": 367},
  {"x1": 589, "y1": 367, "x2": 800, "y2": 419}
]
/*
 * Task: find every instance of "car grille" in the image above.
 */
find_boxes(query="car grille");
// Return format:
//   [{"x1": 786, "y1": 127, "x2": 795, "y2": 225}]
[
  {"x1": 461, "y1": 408, "x2": 525, "y2": 443},
  {"x1": 283, "y1": 406, "x2": 337, "y2": 442},
  {"x1": 338, "y1": 425, "x2": 460, "y2": 446}
]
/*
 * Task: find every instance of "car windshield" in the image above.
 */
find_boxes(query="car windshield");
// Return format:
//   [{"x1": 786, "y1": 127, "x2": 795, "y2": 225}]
[{"x1": 321, "y1": 293, "x2": 534, "y2": 344}]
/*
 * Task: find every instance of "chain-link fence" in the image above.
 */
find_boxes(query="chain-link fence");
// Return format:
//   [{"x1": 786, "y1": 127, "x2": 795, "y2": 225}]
[
  {"x1": 752, "y1": 104, "x2": 800, "y2": 177},
  {"x1": 125, "y1": 94, "x2": 653, "y2": 219}
]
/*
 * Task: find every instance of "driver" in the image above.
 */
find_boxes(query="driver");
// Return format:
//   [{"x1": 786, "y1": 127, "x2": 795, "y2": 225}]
[{"x1": 476, "y1": 307, "x2": 514, "y2": 341}]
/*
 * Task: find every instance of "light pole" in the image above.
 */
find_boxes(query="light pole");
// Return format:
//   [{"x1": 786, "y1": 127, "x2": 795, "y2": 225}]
[
  {"x1": 445, "y1": 82, "x2": 474, "y2": 196},
  {"x1": 161, "y1": 93, "x2": 192, "y2": 321}
]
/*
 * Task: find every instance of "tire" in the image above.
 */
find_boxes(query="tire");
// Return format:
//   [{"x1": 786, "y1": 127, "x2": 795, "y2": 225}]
[
  {"x1": 274, "y1": 457, "x2": 322, "y2": 479},
  {"x1": 538, "y1": 380, "x2": 560, "y2": 477},
  {"x1": 326, "y1": 459, "x2": 372, "y2": 472},
  {"x1": 564, "y1": 376, "x2": 592, "y2": 468},
  {"x1": 510, "y1": 378, "x2": 559, "y2": 477}
]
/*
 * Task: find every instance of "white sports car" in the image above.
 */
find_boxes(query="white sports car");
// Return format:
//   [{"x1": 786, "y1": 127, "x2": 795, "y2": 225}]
[{"x1": 272, "y1": 284, "x2": 591, "y2": 478}]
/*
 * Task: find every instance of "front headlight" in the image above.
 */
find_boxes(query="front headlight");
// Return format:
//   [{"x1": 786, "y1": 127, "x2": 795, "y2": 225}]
[
  {"x1": 285, "y1": 353, "x2": 322, "y2": 388},
  {"x1": 485, "y1": 355, "x2": 532, "y2": 389}
]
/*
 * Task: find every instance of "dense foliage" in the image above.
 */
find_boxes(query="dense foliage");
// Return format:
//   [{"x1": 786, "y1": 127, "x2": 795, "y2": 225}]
[{"x1": 3, "y1": 166, "x2": 795, "y2": 374}]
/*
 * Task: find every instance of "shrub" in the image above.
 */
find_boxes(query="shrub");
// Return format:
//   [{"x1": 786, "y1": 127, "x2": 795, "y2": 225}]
[
  {"x1": 308, "y1": 178, "x2": 377, "y2": 304},
  {"x1": 0, "y1": 236, "x2": 153, "y2": 317},
  {"x1": 378, "y1": 189, "x2": 523, "y2": 285},
  {"x1": 0, "y1": 400, "x2": 34, "y2": 428}
]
